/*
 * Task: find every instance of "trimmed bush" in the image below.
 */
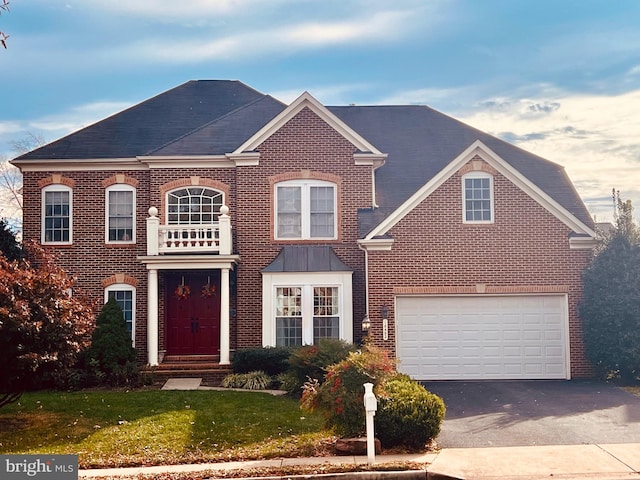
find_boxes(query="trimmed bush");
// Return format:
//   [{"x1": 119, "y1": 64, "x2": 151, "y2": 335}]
[
  {"x1": 232, "y1": 347, "x2": 292, "y2": 376},
  {"x1": 84, "y1": 297, "x2": 139, "y2": 386},
  {"x1": 286, "y1": 338, "x2": 356, "y2": 395},
  {"x1": 221, "y1": 371, "x2": 272, "y2": 390},
  {"x1": 301, "y1": 345, "x2": 396, "y2": 437},
  {"x1": 376, "y1": 376, "x2": 446, "y2": 450}
]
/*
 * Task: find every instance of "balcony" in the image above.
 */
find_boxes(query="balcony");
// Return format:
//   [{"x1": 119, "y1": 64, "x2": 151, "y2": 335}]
[{"x1": 146, "y1": 206, "x2": 232, "y2": 256}]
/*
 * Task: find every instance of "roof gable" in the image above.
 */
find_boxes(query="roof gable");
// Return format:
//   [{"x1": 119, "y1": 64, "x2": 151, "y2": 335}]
[
  {"x1": 234, "y1": 92, "x2": 384, "y2": 156},
  {"x1": 364, "y1": 140, "x2": 597, "y2": 240}
]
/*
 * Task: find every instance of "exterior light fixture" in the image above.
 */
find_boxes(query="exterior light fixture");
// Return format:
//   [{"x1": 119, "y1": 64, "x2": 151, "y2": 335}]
[
  {"x1": 361, "y1": 314, "x2": 371, "y2": 333},
  {"x1": 380, "y1": 304, "x2": 389, "y2": 320}
]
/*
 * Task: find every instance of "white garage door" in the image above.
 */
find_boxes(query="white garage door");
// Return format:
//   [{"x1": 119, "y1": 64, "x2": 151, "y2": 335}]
[{"x1": 396, "y1": 295, "x2": 569, "y2": 380}]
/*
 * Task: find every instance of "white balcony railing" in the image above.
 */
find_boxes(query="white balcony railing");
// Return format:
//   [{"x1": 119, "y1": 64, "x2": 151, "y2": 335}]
[{"x1": 146, "y1": 206, "x2": 232, "y2": 255}]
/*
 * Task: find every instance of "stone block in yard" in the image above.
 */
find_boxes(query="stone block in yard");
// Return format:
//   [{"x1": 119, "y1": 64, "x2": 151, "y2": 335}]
[{"x1": 334, "y1": 437, "x2": 381, "y2": 455}]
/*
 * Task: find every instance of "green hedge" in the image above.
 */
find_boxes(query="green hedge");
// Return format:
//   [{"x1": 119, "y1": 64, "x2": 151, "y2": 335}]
[
  {"x1": 232, "y1": 347, "x2": 292, "y2": 376},
  {"x1": 376, "y1": 376, "x2": 446, "y2": 449}
]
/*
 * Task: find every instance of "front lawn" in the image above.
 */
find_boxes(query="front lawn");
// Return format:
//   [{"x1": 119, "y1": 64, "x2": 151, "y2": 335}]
[{"x1": 0, "y1": 389, "x2": 332, "y2": 468}]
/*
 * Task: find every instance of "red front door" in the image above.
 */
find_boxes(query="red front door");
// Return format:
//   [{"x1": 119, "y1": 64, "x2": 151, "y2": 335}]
[{"x1": 166, "y1": 272, "x2": 220, "y2": 355}]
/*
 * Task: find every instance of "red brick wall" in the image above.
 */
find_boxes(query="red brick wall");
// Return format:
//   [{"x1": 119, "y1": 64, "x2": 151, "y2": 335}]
[
  {"x1": 365, "y1": 158, "x2": 594, "y2": 378},
  {"x1": 22, "y1": 169, "x2": 151, "y2": 359},
  {"x1": 20, "y1": 106, "x2": 374, "y2": 358},
  {"x1": 234, "y1": 107, "x2": 371, "y2": 348}
]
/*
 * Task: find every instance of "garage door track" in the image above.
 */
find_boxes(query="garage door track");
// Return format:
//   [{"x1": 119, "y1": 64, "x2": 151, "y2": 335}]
[{"x1": 423, "y1": 380, "x2": 640, "y2": 448}]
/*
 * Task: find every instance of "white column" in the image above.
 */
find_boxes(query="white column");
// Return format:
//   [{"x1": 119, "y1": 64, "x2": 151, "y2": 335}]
[
  {"x1": 218, "y1": 205, "x2": 231, "y2": 255},
  {"x1": 147, "y1": 268, "x2": 159, "y2": 366},
  {"x1": 220, "y1": 267, "x2": 231, "y2": 364},
  {"x1": 146, "y1": 207, "x2": 160, "y2": 256}
]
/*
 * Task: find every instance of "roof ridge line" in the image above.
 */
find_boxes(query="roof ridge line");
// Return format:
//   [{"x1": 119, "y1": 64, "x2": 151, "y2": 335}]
[{"x1": 145, "y1": 94, "x2": 285, "y2": 156}]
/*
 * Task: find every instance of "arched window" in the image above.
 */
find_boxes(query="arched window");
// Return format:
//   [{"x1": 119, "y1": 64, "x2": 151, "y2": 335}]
[{"x1": 166, "y1": 187, "x2": 224, "y2": 225}]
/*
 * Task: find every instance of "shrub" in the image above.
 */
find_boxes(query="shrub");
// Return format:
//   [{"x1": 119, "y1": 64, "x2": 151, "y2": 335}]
[
  {"x1": 232, "y1": 347, "x2": 292, "y2": 376},
  {"x1": 285, "y1": 339, "x2": 356, "y2": 395},
  {"x1": 84, "y1": 297, "x2": 139, "y2": 386},
  {"x1": 221, "y1": 371, "x2": 272, "y2": 390},
  {"x1": 376, "y1": 376, "x2": 446, "y2": 449},
  {"x1": 581, "y1": 234, "x2": 640, "y2": 381},
  {"x1": 301, "y1": 345, "x2": 396, "y2": 437}
]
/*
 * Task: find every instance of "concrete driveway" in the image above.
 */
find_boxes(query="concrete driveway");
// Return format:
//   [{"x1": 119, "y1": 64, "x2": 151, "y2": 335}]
[{"x1": 422, "y1": 380, "x2": 640, "y2": 448}]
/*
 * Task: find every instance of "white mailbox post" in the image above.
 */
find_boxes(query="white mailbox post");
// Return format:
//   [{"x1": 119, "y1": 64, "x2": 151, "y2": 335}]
[{"x1": 363, "y1": 382, "x2": 378, "y2": 465}]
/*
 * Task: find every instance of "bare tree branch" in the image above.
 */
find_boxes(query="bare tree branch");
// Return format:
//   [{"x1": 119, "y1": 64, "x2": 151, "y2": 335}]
[{"x1": 0, "y1": 0, "x2": 10, "y2": 49}]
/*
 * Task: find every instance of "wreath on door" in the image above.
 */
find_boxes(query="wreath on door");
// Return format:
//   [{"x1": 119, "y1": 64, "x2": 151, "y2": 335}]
[
  {"x1": 175, "y1": 277, "x2": 191, "y2": 300},
  {"x1": 201, "y1": 276, "x2": 216, "y2": 298}
]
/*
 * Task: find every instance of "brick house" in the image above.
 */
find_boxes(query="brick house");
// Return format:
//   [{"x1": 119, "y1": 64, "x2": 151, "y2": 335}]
[{"x1": 13, "y1": 80, "x2": 597, "y2": 381}]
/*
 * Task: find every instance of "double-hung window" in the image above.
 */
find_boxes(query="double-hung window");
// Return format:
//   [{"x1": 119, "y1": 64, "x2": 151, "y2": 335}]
[
  {"x1": 106, "y1": 185, "x2": 135, "y2": 243},
  {"x1": 104, "y1": 284, "x2": 135, "y2": 345},
  {"x1": 463, "y1": 172, "x2": 494, "y2": 223},
  {"x1": 42, "y1": 185, "x2": 72, "y2": 244},
  {"x1": 263, "y1": 272, "x2": 353, "y2": 348},
  {"x1": 275, "y1": 180, "x2": 337, "y2": 240},
  {"x1": 275, "y1": 285, "x2": 340, "y2": 347}
]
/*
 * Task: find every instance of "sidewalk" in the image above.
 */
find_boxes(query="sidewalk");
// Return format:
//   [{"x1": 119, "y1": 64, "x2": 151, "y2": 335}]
[{"x1": 79, "y1": 443, "x2": 640, "y2": 479}]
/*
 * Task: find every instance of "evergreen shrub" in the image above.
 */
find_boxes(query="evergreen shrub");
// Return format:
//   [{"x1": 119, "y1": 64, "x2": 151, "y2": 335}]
[
  {"x1": 84, "y1": 297, "x2": 139, "y2": 386},
  {"x1": 376, "y1": 375, "x2": 445, "y2": 449},
  {"x1": 232, "y1": 346, "x2": 292, "y2": 376}
]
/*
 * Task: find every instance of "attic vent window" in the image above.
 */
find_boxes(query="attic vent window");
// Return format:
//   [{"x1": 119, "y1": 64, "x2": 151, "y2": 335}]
[{"x1": 462, "y1": 172, "x2": 494, "y2": 223}]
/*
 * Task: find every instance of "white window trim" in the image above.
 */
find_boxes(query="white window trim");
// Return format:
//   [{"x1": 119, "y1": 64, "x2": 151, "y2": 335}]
[
  {"x1": 462, "y1": 171, "x2": 494, "y2": 224},
  {"x1": 105, "y1": 184, "x2": 136, "y2": 244},
  {"x1": 262, "y1": 272, "x2": 353, "y2": 347},
  {"x1": 104, "y1": 283, "x2": 136, "y2": 346},
  {"x1": 41, "y1": 184, "x2": 73, "y2": 245},
  {"x1": 274, "y1": 179, "x2": 337, "y2": 240}
]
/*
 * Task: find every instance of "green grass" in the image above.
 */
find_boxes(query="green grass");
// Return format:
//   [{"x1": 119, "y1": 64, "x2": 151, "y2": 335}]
[{"x1": 0, "y1": 389, "x2": 332, "y2": 468}]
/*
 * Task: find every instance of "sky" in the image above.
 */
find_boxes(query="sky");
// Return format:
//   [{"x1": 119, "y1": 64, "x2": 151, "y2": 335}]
[{"x1": 1, "y1": 0, "x2": 639, "y2": 224}]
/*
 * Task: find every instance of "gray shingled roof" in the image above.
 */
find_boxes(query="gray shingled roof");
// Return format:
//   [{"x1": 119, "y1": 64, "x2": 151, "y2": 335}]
[
  {"x1": 327, "y1": 105, "x2": 594, "y2": 234},
  {"x1": 16, "y1": 80, "x2": 271, "y2": 159},
  {"x1": 15, "y1": 80, "x2": 594, "y2": 234}
]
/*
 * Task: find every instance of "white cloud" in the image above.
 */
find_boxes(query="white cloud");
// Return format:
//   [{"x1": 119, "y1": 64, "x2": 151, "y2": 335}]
[
  {"x1": 454, "y1": 89, "x2": 640, "y2": 223},
  {"x1": 107, "y1": 8, "x2": 418, "y2": 64}
]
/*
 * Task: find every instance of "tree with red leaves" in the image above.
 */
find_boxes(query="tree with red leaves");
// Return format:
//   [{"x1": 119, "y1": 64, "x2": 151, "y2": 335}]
[{"x1": 0, "y1": 240, "x2": 94, "y2": 408}]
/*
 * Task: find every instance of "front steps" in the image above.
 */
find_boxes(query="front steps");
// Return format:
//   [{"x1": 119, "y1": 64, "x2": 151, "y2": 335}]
[{"x1": 144, "y1": 355, "x2": 232, "y2": 386}]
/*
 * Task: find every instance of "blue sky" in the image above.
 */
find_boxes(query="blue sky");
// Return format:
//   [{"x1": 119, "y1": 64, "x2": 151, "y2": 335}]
[{"x1": 1, "y1": 0, "x2": 639, "y2": 222}]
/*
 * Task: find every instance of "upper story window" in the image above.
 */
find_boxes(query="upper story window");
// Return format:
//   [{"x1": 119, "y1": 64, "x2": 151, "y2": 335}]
[
  {"x1": 42, "y1": 185, "x2": 72, "y2": 244},
  {"x1": 167, "y1": 187, "x2": 224, "y2": 225},
  {"x1": 104, "y1": 284, "x2": 135, "y2": 345},
  {"x1": 463, "y1": 172, "x2": 494, "y2": 223},
  {"x1": 275, "y1": 180, "x2": 337, "y2": 240},
  {"x1": 106, "y1": 185, "x2": 135, "y2": 243}
]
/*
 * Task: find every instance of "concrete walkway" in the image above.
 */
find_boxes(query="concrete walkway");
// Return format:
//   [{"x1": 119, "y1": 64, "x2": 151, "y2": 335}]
[{"x1": 78, "y1": 443, "x2": 640, "y2": 479}]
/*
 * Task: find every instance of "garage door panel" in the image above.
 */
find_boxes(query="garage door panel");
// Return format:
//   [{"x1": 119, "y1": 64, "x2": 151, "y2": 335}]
[{"x1": 396, "y1": 295, "x2": 568, "y2": 380}]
